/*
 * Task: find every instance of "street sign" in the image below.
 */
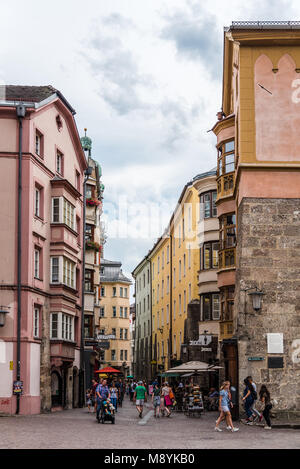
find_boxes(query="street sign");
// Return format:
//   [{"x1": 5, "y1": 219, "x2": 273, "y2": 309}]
[{"x1": 248, "y1": 357, "x2": 265, "y2": 361}]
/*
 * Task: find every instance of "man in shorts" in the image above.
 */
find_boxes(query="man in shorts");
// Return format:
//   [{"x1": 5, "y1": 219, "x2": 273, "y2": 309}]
[{"x1": 133, "y1": 380, "x2": 147, "y2": 418}]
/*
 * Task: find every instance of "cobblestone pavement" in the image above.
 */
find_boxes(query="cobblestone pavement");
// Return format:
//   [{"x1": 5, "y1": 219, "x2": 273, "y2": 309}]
[{"x1": 0, "y1": 396, "x2": 299, "y2": 449}]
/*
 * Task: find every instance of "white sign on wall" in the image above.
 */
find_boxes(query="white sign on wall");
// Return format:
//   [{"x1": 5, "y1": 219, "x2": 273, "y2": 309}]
[{"x1": 267, "y1": 333, "x2": 284, "y2": 354}]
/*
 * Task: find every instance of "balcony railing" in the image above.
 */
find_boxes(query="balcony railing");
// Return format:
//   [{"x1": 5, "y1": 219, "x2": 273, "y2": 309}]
[
  {"x1": 220, "y1": 320, "x2": 234, "y2": 341},
  {"x1": 217, "y1": 172, "x2": 235, "y2": 200},
  {"x1": 218, "y1": 247, "x2": 236, "y2": 270}
]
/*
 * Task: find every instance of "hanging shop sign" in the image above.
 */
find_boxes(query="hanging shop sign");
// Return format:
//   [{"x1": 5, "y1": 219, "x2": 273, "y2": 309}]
[
  {"x1": 190, "y1": 335, "x2": 212, "y2": 346},
  {"x1": 97, "y1": 341, "x2": 110, "y2": 350},
  {"x1": 97, "y1": 334, "x2": 116, "y2": 340}
]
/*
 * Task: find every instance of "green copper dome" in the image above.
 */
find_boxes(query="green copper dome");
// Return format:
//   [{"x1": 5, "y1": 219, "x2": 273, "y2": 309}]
[{"x1": 81, "y1": 129, "x2": 92, "y2": 153}]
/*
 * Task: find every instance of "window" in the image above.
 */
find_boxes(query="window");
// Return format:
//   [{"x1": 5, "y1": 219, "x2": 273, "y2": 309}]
[
  {"x1": 166, "y1": 304, "x2": 169, "y2": 324},
  {"x1": 202, "y1": 242, "x2": 219, "y2": 270},
  {"x1": 51, "y1": 257, "x2": 59, "y2": 283},
  {"x1": 84, "y1": 315, "x2": 93, "y2": 338},
  {"x1": 113, "y1": 287, "x2": 117, "y2": 297},
  {"x1": 63, "y1": 199, "x2": 75, "y2": 230},
  {"x1": 120, "y1": 307, "x2": 123, "y2": 318},
  {"x1": 173, "y1": 268, "x2": 176, "y2": 288},
  {"x1": 50, "y1": 313, "x2": 74, "y2": 341},
  {"x1": 201, "y1": 293, "x2": 220, "y2": 321},
  {"x1": 52, "y1": 198, "x2": 60, "y2": 223},
  {"x1": 183, "y1": 254, "x2": 186, "y2": 277},
  {"x1": 35, "y1": 188, "x2": 40, "y2": 217},
  {"x1": 179, "y1": 294, "x2": 182, "y2": 315},
  {"x1": 120, "y1": 328, "x2": 123, "y2": 340},
  {"x1": 161, "y1": 280, "x2": 164, "y2": 298},
  {"x1": 101, "y1": 286, "x2": 105, "y2": 297},
  {"x1": 217, "y1": 140, "x2": 235, "y2": 177},
  {"x1": 143, "y1": 273, "x2": 145, "y2": 287},
  {"x1": 179, "y1": 260, "x2": 181, "y2": 281},
  {"x1": 147, "y1": 269, "x2": 150, "y2": 284},
  {"x1": 188, "y1": 244, "x2": 191, "y2": 269},
  {"x1": 75, "y1": 170, "x2": 80, "y2": 192},
  {"x1": 63, "y1": 257, "x2": 75, "y2": 288},
  {"x1": 34, "y1": 307, "x2": 40, "y2": 338},
  {"x1": 167, "y1": 276, "x2": 169, "y2": 294},
  {"x1": 173, "y1": 300, "x2": 176, "y2": 320},
  {"x1": 162, "y1": 252, "x2": 164, "y2": 270},
  {"x1": 124, "y1": 288, "x2": 128, "y2": 297},
  {"x1": 56, "y1": 151, "x2": 63, "y2": 175},
  {"x1": 86, "y1": 184, "x2": 93, "y2": 199},
  {"x1": 112, "y1": 328, "x2": 116, "y2": 337},
  {"x1": 120, "y1": 287, "x2": 123, "y2": 298},
  {"x1": 157, "y1": 257, "x2": 160, "y2": 274},
  {"x1": 113, "y1": 307, "x2": 116, "y2": 317},
  {"x1": 85, "y1": 270, "x2": 93, "y2": 292},
  {"x1": 167, "y1": 245, "x2": 169, "y2": 264},
  {"x1": 85, "y1": 224, "x2": 93, "y2": 241},
  {"x1": 220, "y1": 214, "x2": 236, "y2": 250},
  {"x1": 51, "y1": 313, "x2": 58, "y2": 339},
  {"x1": 124, "y1": 329, "x2": 128, "y2": 340},
  {"x1": 200, "y1": 191, "x2": 217, "y2": 220},
  {"x1": 220, "y1": 287, "x2": 235, "y2": 322},
  {"x1": 35, "y1": 131, "x2": 43, "y2": 157},
  {"x1": 124, "y1": 307, "x2": 128, "y2": 318},
  {"x1": 184, "y1": 290, "x2": 186, "y2": 313},
  {"x1": 161, "y1": 308, "x2": 164, "y2": 327},
  {"x1": 34, "y1": 249, "x2": 40, "y2": 279},
  {"x1": 125, "y1": 350, "x2": 128, "y2": 361},
  {"x1": 111, "y1": 350, "x2": 116, "y2": 361},
  {"x1": 189, "y1": 284, "x2": 191, "y2": 303},
  {"x1": 120, "y1": 350, "x2": 124, "y2": 361}
]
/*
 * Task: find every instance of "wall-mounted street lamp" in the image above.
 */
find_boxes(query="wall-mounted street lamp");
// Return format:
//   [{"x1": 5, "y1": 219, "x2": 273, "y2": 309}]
[
  {"x1": 248, "y1": 288, "x2": 265, "y2": 311},
  {"x1": 0, "y1": 306, "x2": 10, "y2": 327},
  {"x1": 242, "y1": 286, "x2": 265, "y2": 313}
]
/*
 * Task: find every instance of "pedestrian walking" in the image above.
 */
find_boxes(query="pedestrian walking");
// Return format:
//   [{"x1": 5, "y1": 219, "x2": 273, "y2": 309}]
[
  {"x1": 246, "y1": 375, "x2": 261, "y2": 422},
  {"x1": 91, "y1": 378, "x2": 98, "y2": 413},
  {"x1": 86, "y1": 389, "x2": 92, "y2": 412},
  {"x1": 133, "y1": 380, "x2": 147, "y2": 418},
  {"x1": 161, "y1": 382, "x2": 172, "y2": 417},
  {"x1": 110, "y1": 382, "x2": 118, "y2": 412},
  {"x1": 259, "y1": 385, "x2": 272, "y2": 429},
  {"x1": 152, "y1": 383, "x2": 161, "y2": 418},
  {"x1": 96, "y1": 379, "x2": 110, "y2": 423},
  {"x1": 242, "y1": 378, "x2": 255, "y2": 424},
  {"x1": 215, "y1": 381, "x2": 239, "y2": 432}
]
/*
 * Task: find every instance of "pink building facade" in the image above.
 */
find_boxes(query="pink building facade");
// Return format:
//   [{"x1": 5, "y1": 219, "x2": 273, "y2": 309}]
[{"x1": 0, "y1": 86, "x2": 87, "y2": 414}]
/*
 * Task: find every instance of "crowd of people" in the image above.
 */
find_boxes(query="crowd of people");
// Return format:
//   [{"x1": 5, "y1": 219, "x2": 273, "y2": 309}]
[{"x1": 85, "y1": 374, "x2": 273, "y2": 430}]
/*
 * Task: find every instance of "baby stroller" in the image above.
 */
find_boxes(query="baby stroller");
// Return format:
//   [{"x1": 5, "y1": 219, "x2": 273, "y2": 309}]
[{"x1": 99, "y1": 399, "x2": 115, "y2": 424}]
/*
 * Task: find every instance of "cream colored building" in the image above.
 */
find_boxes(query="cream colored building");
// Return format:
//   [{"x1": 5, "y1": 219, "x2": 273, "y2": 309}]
[{"x1": 98, "y1": 259, "x2": 132, "y2": 373}]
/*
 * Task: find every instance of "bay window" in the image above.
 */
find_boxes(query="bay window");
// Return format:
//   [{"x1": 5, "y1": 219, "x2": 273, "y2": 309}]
[
  {"x1": 51, "y1": 197, "x2": 75, "y2": 231},
  {"x1": 201, "y1": 242, "x2": 219, "y2": 270},
  {"x1": 217, "y1": 140, "x2": 235, "y2": 177},
  {"x1": 50, "y1": 312, "x2": 75, "y2": 341},
  {"x1": 200, "y1": 191, "x2": 217, "y2": 220},
  {"x1": 201, "y1": 293, "x2": 220, "y2": 321},
  {"x1": 63, "y1": 257, "x2": 75, "y2": 288}
]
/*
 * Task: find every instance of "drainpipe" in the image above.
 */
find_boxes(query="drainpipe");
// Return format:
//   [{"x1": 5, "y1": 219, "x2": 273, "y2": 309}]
[
  {"x1": 79, "y1": 166, "x2": 93, "y2": 407},
  {"x1": 16, "y1": 104, "x2": 26, "y2": 415}
]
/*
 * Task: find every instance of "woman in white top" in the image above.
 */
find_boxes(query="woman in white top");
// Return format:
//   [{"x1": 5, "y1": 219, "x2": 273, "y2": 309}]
[{"x1": 161, "y1": 382, "x2": 172, "y2": 417}]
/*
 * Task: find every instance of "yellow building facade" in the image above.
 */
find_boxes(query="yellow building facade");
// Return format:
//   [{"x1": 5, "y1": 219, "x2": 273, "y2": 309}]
[
  {"x1": 150, "y1": 179, "x2": 201, "y2": 374},
  {"x1": 98, "y1": 259, "x2": 132, "y2": 373}
]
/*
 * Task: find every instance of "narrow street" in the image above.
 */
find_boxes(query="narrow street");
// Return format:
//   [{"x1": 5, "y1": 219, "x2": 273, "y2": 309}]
[{"x1": 0, "y1": 396, "x2": 299, "y2": 449}]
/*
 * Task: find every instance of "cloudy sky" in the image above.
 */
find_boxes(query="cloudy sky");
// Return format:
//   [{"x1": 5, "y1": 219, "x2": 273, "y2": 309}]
[{"x1": 0, "y1": 0, "x2": 298, "y2": 288}]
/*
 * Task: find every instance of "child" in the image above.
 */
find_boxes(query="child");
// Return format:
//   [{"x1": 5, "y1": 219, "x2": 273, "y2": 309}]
[{"x1": 86, "y1": 389, "x2": 92, "y2": 413}]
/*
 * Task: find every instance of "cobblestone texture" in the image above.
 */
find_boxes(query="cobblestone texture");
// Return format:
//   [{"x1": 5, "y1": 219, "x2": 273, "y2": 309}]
[{"x1": 0, "y1": 397, "x2": 299, "y2": 449}]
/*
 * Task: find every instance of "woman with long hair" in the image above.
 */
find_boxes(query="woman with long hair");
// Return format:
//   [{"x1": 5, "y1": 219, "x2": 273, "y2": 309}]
[
  {"x1": 242, "y1": 378, "x2": 255, "y2": 423},
  {"x1": 215, "y1": 381, "x2": 239, "y2": 432},
  {"x1": 161, "y1": 382, "x2": 172, "y2": 417},
  {"x1": 259, "y1": 385, "x2": 272, "y2": 430}
]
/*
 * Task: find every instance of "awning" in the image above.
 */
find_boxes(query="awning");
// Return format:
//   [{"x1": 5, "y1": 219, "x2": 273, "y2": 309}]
[{"x1": 165, "y1": 361, "x2": 223, "y2": 374}]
